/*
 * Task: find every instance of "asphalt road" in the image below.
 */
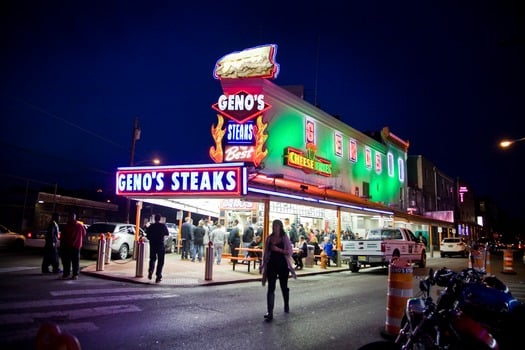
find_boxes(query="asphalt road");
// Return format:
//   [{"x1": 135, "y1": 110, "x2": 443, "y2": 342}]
[{"x1": 1, "y1": 249, "x2": 524, "y2": 350}]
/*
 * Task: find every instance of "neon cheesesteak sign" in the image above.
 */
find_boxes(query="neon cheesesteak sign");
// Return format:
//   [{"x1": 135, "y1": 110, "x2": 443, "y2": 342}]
[{"x1": 116, "y1": 164, "x2": 247, "y2": 196}]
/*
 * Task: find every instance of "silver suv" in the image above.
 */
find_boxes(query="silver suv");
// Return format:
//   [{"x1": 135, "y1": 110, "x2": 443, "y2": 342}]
[
  {"x1": 165, "y1": 223, "x2": 179, "y2": 253},
  {"x1": 82, "y1": 222, "x2": 145, "y2": 260}
]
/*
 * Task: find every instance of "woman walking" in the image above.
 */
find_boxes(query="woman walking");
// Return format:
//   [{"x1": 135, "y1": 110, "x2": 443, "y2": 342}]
[{"x1": 260, "y1": 219, "x2": 296, "y2": 322}]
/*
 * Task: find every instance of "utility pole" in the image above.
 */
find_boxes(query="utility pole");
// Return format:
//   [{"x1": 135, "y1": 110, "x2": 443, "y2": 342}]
[{"x1": 125, "y1": 117, "x2": 141, "y2": 223}]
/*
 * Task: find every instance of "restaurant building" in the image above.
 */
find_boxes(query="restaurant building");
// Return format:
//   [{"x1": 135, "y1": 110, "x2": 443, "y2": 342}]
[{"x1": 116, "y1": 44, "x2": 454, "y2": 261}]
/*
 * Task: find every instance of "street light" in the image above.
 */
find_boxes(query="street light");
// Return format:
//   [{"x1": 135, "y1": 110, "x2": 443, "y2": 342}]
[
  {"x1": 499, "y1": 137, "x2": 525, "y2": 149},
  {"x1": 134, "y1": 158, "x2": 161, "y2": 166}
]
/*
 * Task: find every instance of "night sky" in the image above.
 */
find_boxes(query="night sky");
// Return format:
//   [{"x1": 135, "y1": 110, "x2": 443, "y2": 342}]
[{"x1": 1, "y1": 1, "x2": 524, "y2": 220}]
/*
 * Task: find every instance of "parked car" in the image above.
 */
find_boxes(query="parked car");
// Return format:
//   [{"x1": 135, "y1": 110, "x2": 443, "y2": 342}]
[
  {"x1": 0, "y1": 224, "x2": 26, "y2": 250},
  {"x1": 440, "y1": 237, "x2": 468, "y2": 257},
  {"x1": 82, "y1": 222, "x2": 145, "y2": 260},
  {"x1": 165, "y1": 223, "x2": 179, "y2": 253},
  {"x1": 24, "y1": 230, "x2": 48, "y2": 249}
]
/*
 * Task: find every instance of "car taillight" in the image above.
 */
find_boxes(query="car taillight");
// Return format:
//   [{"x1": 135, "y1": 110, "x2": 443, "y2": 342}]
[
  {"x1": 381, "y1": 241, "x2": 385, "y2": 253},
  {"x1": 27, "y1": 232, "x2": 33, "y2": 238}
]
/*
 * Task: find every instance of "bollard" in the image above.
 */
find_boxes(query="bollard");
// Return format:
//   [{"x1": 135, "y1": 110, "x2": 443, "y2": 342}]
[
  {"x1": 104, "y1": 232, "x2": 112, "y2": 264},
  {"x1": 384, "y1": 258, "x2": 413, "y2": 337},
  {"x1": 135, "y1": 238, "x2": 145, "y2": 277},
  {"x1": 501, "y1": 249, "x2": 516, "y2": 274},
  {"x1": 205, "y1": 241, "x2": 213, "y2": 281},
  {"x1": 96, "y1": 234, "x2": 105, "y2": 271}
]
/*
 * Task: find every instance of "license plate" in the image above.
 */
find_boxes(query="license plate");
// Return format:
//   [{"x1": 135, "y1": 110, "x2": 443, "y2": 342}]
[{"x1": 358, "y1": 256, "x2": 367, "y2": 262}]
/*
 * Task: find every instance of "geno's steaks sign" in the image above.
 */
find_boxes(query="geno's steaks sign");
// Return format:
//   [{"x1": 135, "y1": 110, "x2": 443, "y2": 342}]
[{"x1": 116, "y1": 164, "x2": 247, "y2": 196}]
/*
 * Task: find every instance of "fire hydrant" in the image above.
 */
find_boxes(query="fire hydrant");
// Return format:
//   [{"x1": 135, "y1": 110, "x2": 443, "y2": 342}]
[{"x1": 320, "y1": 251, "x2": 328, "y2": 269}]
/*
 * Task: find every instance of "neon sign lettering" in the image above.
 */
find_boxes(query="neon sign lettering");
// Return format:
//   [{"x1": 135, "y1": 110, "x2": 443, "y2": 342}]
[
  {"x1": 226, "y1": 122, "x2": 254, "y2": 142},
  {"x1": 217, "y1": 94, "x2": 265, "y2": 112},
  {"x1": 224, "y1": 146, "x2": 255, "y2": 162},
  {"x1": 116, "y1": 165, "x2": 247, "y2": 196},
  {"x1": 285, "y1": 147, "x2": 332, "y2": 177}
]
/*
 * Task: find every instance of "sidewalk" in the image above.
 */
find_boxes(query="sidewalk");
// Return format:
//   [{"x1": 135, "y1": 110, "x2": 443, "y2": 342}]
[
  {"x1": 81, "y1": 251, "x2": 524, "y2": 287},
  {"x1": 81, "y1": 252, "x2": 346, "y2": 286}
]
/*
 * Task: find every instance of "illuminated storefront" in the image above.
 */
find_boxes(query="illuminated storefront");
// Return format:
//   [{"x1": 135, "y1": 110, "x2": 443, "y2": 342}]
[{"x1": 117, "y1": 44, "x2": 453, "y2": 259}]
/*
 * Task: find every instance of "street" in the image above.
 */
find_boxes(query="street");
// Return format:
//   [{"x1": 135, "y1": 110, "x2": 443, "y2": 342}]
[{"x1": 1, "y1": 249, "x2": 524, "y2": 350}]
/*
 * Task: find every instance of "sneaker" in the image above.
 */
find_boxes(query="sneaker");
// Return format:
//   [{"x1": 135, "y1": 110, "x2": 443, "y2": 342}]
[
  {"x1": 147, "y1": 272, "x2": 152, "y2": 280},
  {"x1": 71, "y1": 275, "x2": 79, "y2": 280},
  {"x1": 60, "y1": 275, "x2": 70, "y2": 280},
  {"x1": 52, "y1": 269, "x2": 62, "y2": 274},
  {"x1": 155, "y1": 277, "x2": 162, "y2": 283}
]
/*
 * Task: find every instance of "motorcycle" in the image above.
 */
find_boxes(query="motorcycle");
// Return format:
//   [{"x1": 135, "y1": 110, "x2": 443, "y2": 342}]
[{"x1": 358, "y1": 267, "x2": 524, "y2": 350}]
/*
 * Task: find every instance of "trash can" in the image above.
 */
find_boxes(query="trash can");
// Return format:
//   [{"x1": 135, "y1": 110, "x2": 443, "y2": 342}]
[{"x1": 305, "y1": 245, "x2": 314, "y2": 268}]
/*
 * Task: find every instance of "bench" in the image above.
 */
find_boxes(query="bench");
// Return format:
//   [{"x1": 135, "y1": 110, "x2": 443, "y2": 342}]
[{"x1": 229, "y1": 256, "x2": 261, "y2": 272}]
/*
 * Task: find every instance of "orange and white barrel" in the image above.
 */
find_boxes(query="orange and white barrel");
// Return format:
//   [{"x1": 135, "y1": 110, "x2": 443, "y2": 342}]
[
  {"x1": 385, "y1": 258, "x2": 413, "y2": 336},
  {"x1": 469, "y1": 248, "x2": 485, "y2": 273},
  {"x1": 502, "y1": 249, "x2": 516, "y2": 274}
]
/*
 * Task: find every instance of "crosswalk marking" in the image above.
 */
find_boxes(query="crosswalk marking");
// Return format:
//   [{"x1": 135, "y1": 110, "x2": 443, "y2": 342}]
[
  {"x1": 50, "y1": 287, "x2": 167, "y2": 296},
  {"x1": 2, "y1": 321, "x2": 98, "y2": 345},
  {"x1": 0, "y1": 291, "x2": 179, "y2": 311},
  {"x1": 0, "y1": 304, "x2": 141, "y2": 325},
  {"x1": 0, "y1": 285, "x2": 180, "y2": 347}
]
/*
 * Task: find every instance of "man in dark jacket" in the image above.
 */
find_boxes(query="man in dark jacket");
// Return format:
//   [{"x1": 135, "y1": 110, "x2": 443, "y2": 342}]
[
  {"x1": 146, "y1": 214, "x2": 169, "y2": 283},
  {"x1": 192, "y1": 220, "x2": 206, "y2": 262},
  {"x1": 228, "y1": 219, "x2": 241, "y2": 259},
  {"x1": 42, "y1": 212, "x2": 61, "y2": 274},
  {"x1": 181, "y1": 217, "x2": 193, "y2": 260}
]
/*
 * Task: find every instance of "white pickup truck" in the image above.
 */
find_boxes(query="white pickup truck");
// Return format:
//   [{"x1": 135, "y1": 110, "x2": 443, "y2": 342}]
[{"x1": 340, "y1": 227, "x2": 426, "y2": 272}]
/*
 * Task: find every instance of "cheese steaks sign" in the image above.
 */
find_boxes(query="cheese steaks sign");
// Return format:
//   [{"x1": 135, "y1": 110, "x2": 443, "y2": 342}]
[{"x1": 116, "y1": 164, "x2": 247, "y2": 196}]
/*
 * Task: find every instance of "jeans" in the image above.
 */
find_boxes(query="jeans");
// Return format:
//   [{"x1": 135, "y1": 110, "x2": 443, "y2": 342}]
[
  {"x1": 214, "y1": 243, "x2": 224, "y2": 264},
  {"x1": 192, "y1": 244, "x2": 203, "y2": 261}
]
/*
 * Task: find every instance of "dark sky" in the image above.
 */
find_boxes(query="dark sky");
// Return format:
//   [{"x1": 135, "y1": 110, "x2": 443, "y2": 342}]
[{"x1": 1, "y1": 1, "x2": 524, "y2": 218}]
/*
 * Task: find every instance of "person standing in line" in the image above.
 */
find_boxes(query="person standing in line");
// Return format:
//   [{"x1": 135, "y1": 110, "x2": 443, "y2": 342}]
[
  {"x1": 260, "y1": 219, "x2": 296, "y2": 322},
  {"x1": 60, "y1": 212, "x2": 86, "y2": 280},
  {"x1": 146, "y1": 214, "x2": 168, "y2": 283},
  {"x1": 181, "y1": 217, "x2": 193, "y2": 260},
  {"x1": 209, "y1": 222, "x2": 226, "y2": 265},
  {"x1": 42, "y1": 212, "x2": 61, "y2": 274},
  {"x1": 242, "y1": 220, "x2": 255, "y2": 260},
  {"x1": 228, "y1": 219, "x2": 241, "y2": 261},
  {"x1": 192, "y1": 220, "x2": 206, "y2": 262}
]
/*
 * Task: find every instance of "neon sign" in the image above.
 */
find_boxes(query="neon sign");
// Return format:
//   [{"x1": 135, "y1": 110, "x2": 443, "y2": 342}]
[
  {"x1": 459, "y1": 186, "x2": 468, "y2": 203},
  {"x1": 210, "y1": 89, "x2": 270, "y2": 166},
  {"x1": 116, "y1": 165, "x2": 247, "y2": 196},
  {"x1": 284, "y1": 146, "x2": 332, "y2": 177}
]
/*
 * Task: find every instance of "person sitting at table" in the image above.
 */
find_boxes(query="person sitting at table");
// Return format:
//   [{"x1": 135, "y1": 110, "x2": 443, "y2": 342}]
[
  {"x1": 248, "y1": 235, "x2": 263, "y2": 260},
  {"x1": 292, "y1": 235, "x2": 308, "y2": 270}
]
